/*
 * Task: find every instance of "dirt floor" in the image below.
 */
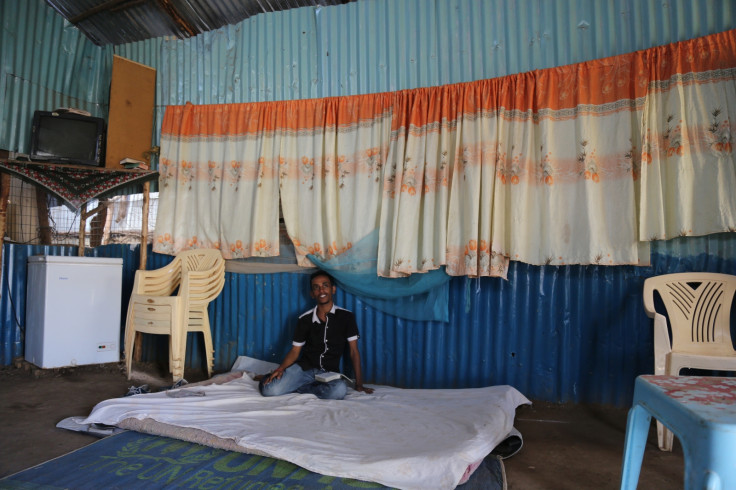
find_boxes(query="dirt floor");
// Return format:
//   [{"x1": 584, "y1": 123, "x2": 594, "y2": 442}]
[{"x1": 0, "y1": 360, "x2": 685, "y2": 489}]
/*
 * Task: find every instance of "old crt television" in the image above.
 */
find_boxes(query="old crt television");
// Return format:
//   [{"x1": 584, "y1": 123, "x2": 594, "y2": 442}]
[{"x1": 30, "y1": 110, "x2": 106, "y2": 167}]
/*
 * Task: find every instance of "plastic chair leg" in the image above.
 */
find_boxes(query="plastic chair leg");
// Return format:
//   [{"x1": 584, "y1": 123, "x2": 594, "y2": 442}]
[
  {"x1": 124, "y1": 329, "x2": 135, "y2": 380},
  {"x1": 202, "y1": 330, "x2": 214, "y2": 378},
  {"x1": 656, "y1": 420, "x2": 675, "y2": 451},
  {"x1": 124, "y1": 310, "x2": 136, "y2": 380},
  {"x1": 170, "y1": 331, "x2": 185, "y2": 382},
  {"x1": 199, "y1": 314, "x2": 214, "y2": 378},
  {"x1": 620, "y1": 405, "x2": 652, "y2": 490}
]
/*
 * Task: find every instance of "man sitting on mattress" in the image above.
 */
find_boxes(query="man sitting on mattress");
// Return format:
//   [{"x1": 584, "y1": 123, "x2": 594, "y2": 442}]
[{"x1": 259, "y1": 270, "x2": 374, "y2": 400}]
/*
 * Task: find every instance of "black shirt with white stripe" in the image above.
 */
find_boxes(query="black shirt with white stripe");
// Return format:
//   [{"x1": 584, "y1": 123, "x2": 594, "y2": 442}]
[{"x1": 293, "y1": 305, "x2": 359, "y2": 373}]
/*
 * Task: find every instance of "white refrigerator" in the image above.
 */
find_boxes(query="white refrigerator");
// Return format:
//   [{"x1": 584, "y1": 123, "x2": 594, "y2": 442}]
[{"x1": 25, "y1": 255, "x2": 123, "y2": 368}]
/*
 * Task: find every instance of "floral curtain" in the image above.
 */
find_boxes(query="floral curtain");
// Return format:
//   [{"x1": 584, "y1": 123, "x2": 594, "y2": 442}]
[
  {"x1": 277, "y1": 95, "x2": 393, "y2": 267},
  {"x1": 156, "y1": 96, "x2": 392, "y2": 263},
  {"x1": 639, "y1": 35, "x2": 736, "y2": 240},
  {"x1": 157, "y1": 103, "x2": 281, "y2": 258},
  {"x1": 155, "y1": 29, "x2": 736, "y2": 278}
]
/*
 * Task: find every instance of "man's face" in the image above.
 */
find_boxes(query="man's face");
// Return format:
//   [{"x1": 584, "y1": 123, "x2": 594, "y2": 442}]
[{"x1": 310, "y1": 275, "x2": 335, "y2": 305}]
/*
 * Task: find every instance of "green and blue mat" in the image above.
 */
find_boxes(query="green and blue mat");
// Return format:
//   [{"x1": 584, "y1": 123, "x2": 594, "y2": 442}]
[{"x1": 0, "y1": 431, "x2": 504, "y2": 489}]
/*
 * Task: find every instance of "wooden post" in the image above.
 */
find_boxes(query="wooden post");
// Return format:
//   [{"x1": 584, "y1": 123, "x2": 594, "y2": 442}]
[
  {"x1": 34, "y1": 188, "x2": 52, "y2": 244},
  {"x1": 89, "y1": 198, "x2": 108, "y2": 247},
  {"x1": 78, "y1": 202, "x2": 87, "y2": 256},
  {"x1": 102, "y1": 197, "x2": 114, "y2": 245},
  {"x1": 140, "y1": 181, "x2": 150, "y2": 270},
  {"x1": 134, "y1": 181, "x2": 151, "y2": 362}
]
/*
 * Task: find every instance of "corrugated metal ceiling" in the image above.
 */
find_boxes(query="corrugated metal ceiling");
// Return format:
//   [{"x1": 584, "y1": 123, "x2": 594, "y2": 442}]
[{"x1": 45, "y1": 0, "x2": 356, "y2": 46}]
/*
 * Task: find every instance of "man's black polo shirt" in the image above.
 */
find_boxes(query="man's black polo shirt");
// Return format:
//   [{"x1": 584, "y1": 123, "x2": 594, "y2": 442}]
[{"x1": 293, "y1": 305, "x2": 359, "y2": 372}]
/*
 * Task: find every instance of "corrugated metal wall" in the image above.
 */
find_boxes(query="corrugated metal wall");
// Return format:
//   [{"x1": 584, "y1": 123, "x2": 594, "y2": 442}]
[
  {"x1": 115, "y1": 0, "x2": 736, "y2": 101},
  {"x1": 4, "y1": 235, "x2": 734, "y2": 406},
  {"x1": 112, "y1": 0, "x2": 736, "y2": 167},
  {"x1": 205, "y1": 236, "x2": 736, "y2": 407},
  {"x1": 0, "y1": 1, "x2": 112, "y2": 153},
  {"x1": 1, "y1": 0, "x2": 735, "y2": 406},
  {"x1": 0, "y1": 244, "x2": 140, "y2": 366},
  {"x1": 4, "y1": 0, "x2": 734, "y2": 156}
]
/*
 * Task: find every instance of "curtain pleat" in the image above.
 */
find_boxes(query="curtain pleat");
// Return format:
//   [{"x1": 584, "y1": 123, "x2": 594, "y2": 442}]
[{"x1": 154, "y1": 29, "x2": 736, "y2": 278}]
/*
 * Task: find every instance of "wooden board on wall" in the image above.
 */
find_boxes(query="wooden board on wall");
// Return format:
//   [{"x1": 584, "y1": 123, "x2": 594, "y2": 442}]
[{"x1": 105, "y1": 55, "x2": 156, "y2": 169}]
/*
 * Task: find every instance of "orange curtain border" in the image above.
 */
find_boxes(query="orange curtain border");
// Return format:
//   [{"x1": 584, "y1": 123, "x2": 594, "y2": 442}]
[{"x1": 161, "y1": 29, "x2": 736, "y2": 137}]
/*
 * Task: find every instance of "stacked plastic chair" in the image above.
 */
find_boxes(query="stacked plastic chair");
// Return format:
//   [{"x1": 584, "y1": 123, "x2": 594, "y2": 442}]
[{"x1": 124, "y1": 249, "x2": 226, "y2": 381}]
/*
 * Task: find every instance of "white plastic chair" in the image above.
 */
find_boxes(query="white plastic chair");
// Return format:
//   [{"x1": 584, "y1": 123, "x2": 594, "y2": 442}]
[
  {"x1": 124, "y1": 249, "x2": 226, "y2": 381},
  {"x1": 642, "y1": 272, "x2": 736, "y2": 451}
]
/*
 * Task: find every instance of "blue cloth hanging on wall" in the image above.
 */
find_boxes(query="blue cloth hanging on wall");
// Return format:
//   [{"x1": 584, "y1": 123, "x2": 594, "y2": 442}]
[{"x1": 308, "y1": 229, "x2": 450, "y2": 322}]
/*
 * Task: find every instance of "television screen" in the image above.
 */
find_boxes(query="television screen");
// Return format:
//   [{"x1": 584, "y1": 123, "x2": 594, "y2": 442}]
[{"x1": 30, "y1": 110, "x2": 106, "y2": 167}]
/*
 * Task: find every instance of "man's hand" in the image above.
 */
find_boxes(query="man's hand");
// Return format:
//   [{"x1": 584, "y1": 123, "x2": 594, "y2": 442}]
[
  {"x1": 355, "y1": 384, "x2": 374, "y2": 394},
  {"x1": 264, "y1": 368, "x2": 284, "y2": 385}
]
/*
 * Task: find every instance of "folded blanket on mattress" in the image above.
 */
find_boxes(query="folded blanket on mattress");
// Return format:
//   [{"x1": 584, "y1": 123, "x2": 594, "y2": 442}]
[{"x1": 83, "y1": 373, "x2": 530, "y2": 490}]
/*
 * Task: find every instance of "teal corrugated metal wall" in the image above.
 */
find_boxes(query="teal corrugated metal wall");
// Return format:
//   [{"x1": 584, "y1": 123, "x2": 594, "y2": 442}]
[
  {"x1": 116, "y1": 0, "x2": 736, "y2": 101},
  {"x1": 1, "y1": 0, "x2": 735, "y2": 406},
  {"x1": 0, "y1": 0, "x2": 112, "y2": 154},
  {"x1": 4, "y1": 0, "x2": 733, "y2": 158}
]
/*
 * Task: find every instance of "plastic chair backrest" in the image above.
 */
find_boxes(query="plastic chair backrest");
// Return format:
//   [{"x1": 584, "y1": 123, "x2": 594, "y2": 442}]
[
  {"x1": 177, "y1": 249, "x2": 226, "y2": 307},
  {"x1": 643, "y1": 273, "x2": 736, "y2": 356},
  {"x1": 133, "y1": 256, "x2": 182, "y2": 296},
  {"x1": 180, "y1": 249, "x2": 222, "y2": 273}
]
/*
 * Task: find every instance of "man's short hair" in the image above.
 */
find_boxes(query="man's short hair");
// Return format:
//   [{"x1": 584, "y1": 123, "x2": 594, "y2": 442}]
[{"x1": 310, "y1": 270, "x2": 334, "y2": 286}]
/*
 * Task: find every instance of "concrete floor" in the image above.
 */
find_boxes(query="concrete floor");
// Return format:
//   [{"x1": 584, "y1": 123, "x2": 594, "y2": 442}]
[{"x1": 0, "y1": 361, "x2": 685, "y2": 488}]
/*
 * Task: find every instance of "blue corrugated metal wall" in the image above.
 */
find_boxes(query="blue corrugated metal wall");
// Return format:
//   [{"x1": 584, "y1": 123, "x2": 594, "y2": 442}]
[
  {"x1": 203, "y1": 238, "x2": 735, "y2": 407},
  {"x1": 1, "y1": 0, "x2": 736, "y2": 406},
  {"x1": 3, "y1": 236, "x2": 736, "y2": 405},
  {"x1": 0, "y1": 244, "x2": 140, "y2": 365}
]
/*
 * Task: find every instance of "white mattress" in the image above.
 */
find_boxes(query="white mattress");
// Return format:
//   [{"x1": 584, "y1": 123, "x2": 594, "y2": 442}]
[{"x1": 83, "y1": 372, "x2": 529, "y2": 490}]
